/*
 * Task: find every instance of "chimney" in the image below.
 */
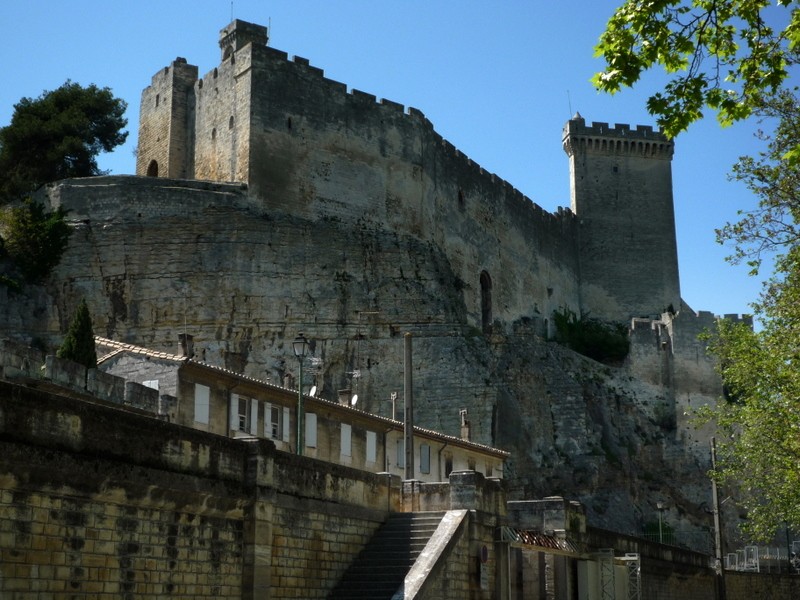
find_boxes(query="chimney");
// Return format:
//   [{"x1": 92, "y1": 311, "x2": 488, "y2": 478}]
[
  {"x1": 338, "y1": 389, "x2": 351, "y2": 406},
  {"x1": 178, "y1": 334, "x2": 194, "y2": 358},
  {"x1": 460, "y1": 409, "x2": 471, "y2": 441}
]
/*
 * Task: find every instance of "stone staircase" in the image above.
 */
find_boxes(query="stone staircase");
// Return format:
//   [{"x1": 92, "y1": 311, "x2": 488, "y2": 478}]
[{"x1": 327, "y1": 511, "x2": 446, "y2": 600}]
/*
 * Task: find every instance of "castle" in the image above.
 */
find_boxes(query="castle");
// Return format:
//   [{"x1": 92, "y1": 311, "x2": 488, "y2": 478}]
[
  {"x1": 0, "y1": 19, "x2": 752, "y2": 542},
  {"x1": 136, "y1": 19, "x2": 680, "y2": 326}
]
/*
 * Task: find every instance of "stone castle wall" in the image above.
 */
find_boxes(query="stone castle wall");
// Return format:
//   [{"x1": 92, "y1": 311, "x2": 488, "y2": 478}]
[{"x1": 137, "y1": 24, "x2": 685, "y2": 327}]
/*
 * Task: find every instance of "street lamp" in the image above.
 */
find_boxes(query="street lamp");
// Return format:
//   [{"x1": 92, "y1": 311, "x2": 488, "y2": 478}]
[
  {"x1": 657, "y1": 502, "x2": 667, "y2": 544},
  {"x1": 293, "y1": 333, "x2": 309, "y2": 455}
]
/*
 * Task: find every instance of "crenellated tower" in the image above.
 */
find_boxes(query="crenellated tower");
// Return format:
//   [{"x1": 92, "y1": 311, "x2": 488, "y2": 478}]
[{"x1": 563, "y1": 114, "x2": 681, "y2": 322}]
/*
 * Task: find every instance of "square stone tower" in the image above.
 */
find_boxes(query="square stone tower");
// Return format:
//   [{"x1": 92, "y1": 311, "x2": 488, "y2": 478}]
[
  {"x1": 136, "y1": 20, "x2": 269, "y2": 182},
  {"x1": 563, "y1": 114, "x2": 681, "y2": 322},
  {"x1": 136, "y1": 58, "x2": 198, "y2": 179}
]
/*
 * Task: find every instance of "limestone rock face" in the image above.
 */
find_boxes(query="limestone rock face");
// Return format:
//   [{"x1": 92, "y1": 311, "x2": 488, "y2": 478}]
[{"x1": 0, "y1": 176, "x2": 725, "y2": 546}]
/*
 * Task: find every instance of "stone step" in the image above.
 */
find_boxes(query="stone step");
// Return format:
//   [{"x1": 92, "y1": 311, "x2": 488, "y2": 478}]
[{"x1": 328, "y1": 511, "x2": 445, "y2": 600}]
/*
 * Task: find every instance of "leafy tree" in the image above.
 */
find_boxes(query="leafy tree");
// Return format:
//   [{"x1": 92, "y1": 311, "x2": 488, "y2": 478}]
[
  {"x1": 0, "y1": 81, "x2": 127, "y2": 203},
  {"x1": 717, "y1": 89, "x2": 800, "y2": 273},
  {"x1": 597, "y1": 0, "x2": 800, "y2": 541},
  {"x1": 697, "y1": 91, "x2": 800, "y2": 541},
  {"x1": 0, "y1": 199, "x2": 71, "y2": 283},
  {"x1": 57, "y1": 298, "x2": 97, "y2": 370},
  {"x1": 594, "y1": 1, "x2": 800, "y2": 142}
]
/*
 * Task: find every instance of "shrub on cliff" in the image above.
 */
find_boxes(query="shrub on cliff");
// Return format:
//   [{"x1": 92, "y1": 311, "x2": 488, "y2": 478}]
[
  {"x1": 0, "y1": 199, "x2": 71, "y2": 284},
  {"x1": 57, "y1": 299, "x2": 97, "y2": 370},
  {"x1": 552, "y1": 307, "x2": 629, "y2": 364}
]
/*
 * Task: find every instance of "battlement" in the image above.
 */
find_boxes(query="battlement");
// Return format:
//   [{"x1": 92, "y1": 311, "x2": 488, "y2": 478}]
[
  {"x1": 720, "y1": 313, "x2": 754, "y2": 327},
  {"x1": 219, "y1": 19, "x2": 268, "y2": 60},
  {"x1": 562, "y1": 114, "x2": 673, "y2": 159},
  {"x1": 239, "y1": 39, "x2": 575, "y2": 230}
]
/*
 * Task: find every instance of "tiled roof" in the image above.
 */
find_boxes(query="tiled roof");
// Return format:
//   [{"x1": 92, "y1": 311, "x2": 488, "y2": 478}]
[
  {"x1": 500, "y1": 526, "x2": 582, "y2": 555},
  {"x1": 95, "y1": 336, "x2": 188, "y2": 363}
]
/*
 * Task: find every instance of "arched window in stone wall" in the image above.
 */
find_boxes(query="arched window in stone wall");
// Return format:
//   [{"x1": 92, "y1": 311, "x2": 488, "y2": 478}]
[
  {"x1": 146, "y1": 160, "x2": 158, "y2": 177},
  {"x1": 223, "y1": 45, "x2": 233, "y2": 60},
  {"x1": 480, "y1": 270, "x2": 492, "y2": 333},
  {"x1": 229, "y1": 116, "x2": 234, "y2": 129}
]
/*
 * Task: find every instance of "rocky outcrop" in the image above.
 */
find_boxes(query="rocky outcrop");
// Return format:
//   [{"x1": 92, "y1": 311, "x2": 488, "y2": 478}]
[{"x1": 0, "y1": 176, "x2": 726, "y2": 548}]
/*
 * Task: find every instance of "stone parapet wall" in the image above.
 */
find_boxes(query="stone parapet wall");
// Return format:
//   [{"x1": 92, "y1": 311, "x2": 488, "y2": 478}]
[
  {"x1": 0, "y1": 380, "x2": 400, "y2": 599},
  {"x1": 268, "y1": 495, "x2": 386, "y2": 599}
]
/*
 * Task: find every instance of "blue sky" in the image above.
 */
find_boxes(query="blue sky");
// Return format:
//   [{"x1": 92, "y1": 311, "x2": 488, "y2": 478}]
[{"x1": 0, "y1": 1, "x2": 776, "y2": 318}]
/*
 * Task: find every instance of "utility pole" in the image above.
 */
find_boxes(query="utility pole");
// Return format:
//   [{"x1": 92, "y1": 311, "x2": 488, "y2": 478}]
[
  {"x1": 711, "y1": 437, "x2": 726, "y2": 600},
  {"x1": 404, "y1": 333, "x2": 414, "y2": 480}
]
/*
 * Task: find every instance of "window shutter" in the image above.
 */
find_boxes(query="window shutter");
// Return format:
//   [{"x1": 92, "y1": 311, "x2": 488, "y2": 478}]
[
  {"x1": 305, "y1": 413, "x2": 317, "y2": 448},
  {"x1": 229, "y1": 394, "x2": 239, "y2": 430},
  {"x1": 366, "y1": 431, "x2": 377, "y2": 463},
  {"x1": 340, "y1": 423, "x2": 352, "y2": 457},
  {"x1": 194, "y1": 384, "x2": 210, "y2": 425},
  {"x1": 420, "y1": 444, "x2": 431, "y2": 474},
  {"x1": 264, "y1": 403, "x2": 272, "y2": 437},
  {"x1": 282, "y1": 407, "x2": 290, "y2": 442},
  {"x1": 249, "y1": 400, "x2": 258, "y2": 435}
]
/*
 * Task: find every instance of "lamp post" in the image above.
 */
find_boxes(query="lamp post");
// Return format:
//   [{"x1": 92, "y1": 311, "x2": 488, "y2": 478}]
[
  {"x1": 293, "y1": 333, "x2": 309, "y2": 455},
  {"x1": 657, "y1": 502, "x2": 666, "y2": 544}
]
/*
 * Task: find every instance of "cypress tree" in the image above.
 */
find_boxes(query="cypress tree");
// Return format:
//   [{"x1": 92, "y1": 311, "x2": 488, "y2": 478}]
[{"x1": 57, "y1": 299, "x2": 97, "y2": 369}]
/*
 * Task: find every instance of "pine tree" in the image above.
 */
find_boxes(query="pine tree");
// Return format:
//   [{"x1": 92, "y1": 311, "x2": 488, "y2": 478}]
[{"x1": 57, "y1": 299, "x2": 97, "y2": 369}]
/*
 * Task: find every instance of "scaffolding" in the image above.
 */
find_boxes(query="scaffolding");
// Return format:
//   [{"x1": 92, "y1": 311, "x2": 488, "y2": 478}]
[
  {"x1": 596, "y1": 549, "x2": 615, "y2": 600},
  {"x1": 619, "y1": 553, "x2": 641, "y2": 600}
]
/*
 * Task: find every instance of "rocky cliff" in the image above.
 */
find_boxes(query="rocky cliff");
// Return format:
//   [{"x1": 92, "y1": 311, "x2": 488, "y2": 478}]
[{"x1": 0, "y1": 175, "x2": 726, "y2": 548}]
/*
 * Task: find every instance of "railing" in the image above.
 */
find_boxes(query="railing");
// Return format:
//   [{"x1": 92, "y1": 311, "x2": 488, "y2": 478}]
[{"x1": 724, "y1": 544, "x2": 800, "y2": 574}]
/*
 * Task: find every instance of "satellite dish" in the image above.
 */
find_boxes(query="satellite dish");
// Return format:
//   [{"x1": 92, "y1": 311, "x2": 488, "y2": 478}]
[
  {"x1": 309, "y1": 385, "x2": 317, "y2": 397},
  {"x1": 350, "y1": 394, "x2": 358, "y2": 406}
]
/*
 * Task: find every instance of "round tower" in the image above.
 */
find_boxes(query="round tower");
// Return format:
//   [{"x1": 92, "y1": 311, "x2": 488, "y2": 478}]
[{"x1": 562, "y1": 114, "x2": 681, "y2": 322}]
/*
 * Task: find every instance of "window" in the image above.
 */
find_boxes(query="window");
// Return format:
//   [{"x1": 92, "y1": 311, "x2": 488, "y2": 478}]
[
  {"x1": 146, "y1": 160, "x2": 158, "y2": 177},
  {"x1": 420, "y1": 444, "x2": 431, "y2": 474},
  {"x1": 229, "y1": 395, "x2": 258, "y2": 434},
  {"x1": 305, "y1": 413, "x2": 317, "y2": 448},
  {"x1": 366, "y1": 431, "x2": 377, "y2": 463},
  {"x1": 229, "y1": 115, "x2": 234, "y2": 129},
  {"x1": 265, "y1": 403, "x2": 290, "y2": 442},
  {"x1": 444, "y1": 454, "x2": 453, "y2": 478},
  {"x1": 340, "y1": 423, "x2": 352, "y2": 458},
  {"x1": 480, "y1": 270, "x2": 493, "y2": 333},
  {"x1": 396, "y1": 439, "x2": 405, "y2": 469},
  {"x1": 194, "y1": 384, "x2": 210, "y2": 425}
]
